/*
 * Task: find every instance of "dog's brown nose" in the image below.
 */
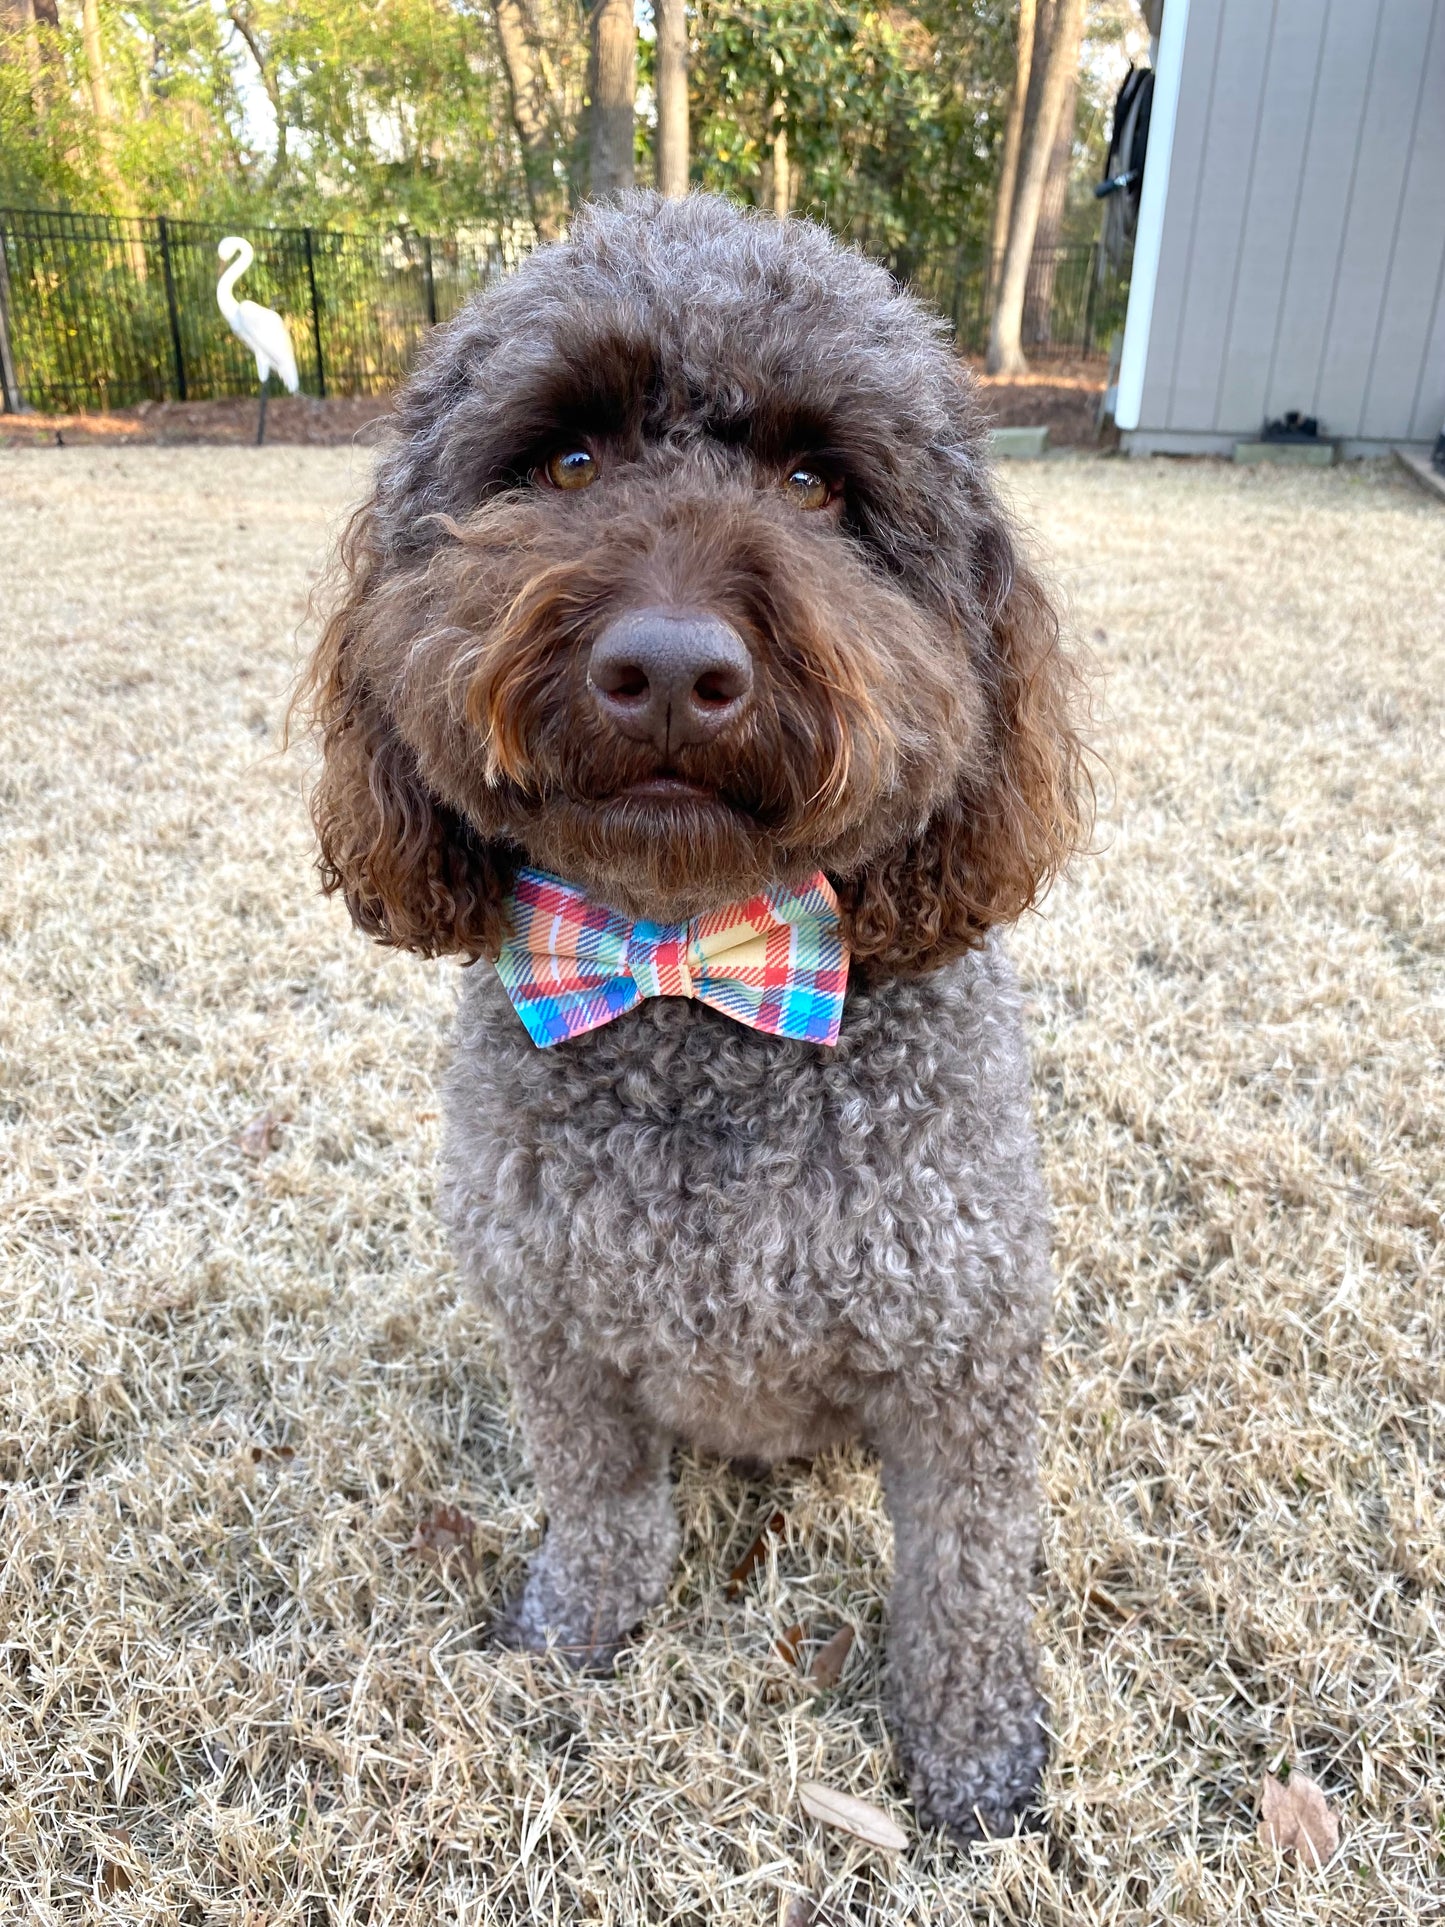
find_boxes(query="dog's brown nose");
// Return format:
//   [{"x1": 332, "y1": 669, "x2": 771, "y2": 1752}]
[{"x1": 588, "y1": 609, "x2": 754, "y2": 754}]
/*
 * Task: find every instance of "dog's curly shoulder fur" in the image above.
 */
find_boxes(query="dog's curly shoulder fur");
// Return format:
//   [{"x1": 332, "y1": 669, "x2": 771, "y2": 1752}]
[{"x1": 299, "y1": 193, "x2": 1087, "y2": 1840}]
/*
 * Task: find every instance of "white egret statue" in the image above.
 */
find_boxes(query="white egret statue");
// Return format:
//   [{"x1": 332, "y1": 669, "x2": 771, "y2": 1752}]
[{"x1": 216, "y1": 236, "x2": 300, "y2": 444}]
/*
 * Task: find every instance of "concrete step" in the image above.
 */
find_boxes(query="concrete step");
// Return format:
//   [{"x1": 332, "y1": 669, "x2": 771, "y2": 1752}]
[
  {"x1": 989, "y1": 425, "x2": 1050, "y2": 460},
  {"x1": 1233, "y1": 439, "x2": 1336, "y2": 466}
]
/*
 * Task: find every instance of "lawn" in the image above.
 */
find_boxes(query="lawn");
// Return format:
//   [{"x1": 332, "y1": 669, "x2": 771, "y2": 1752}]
[{"x1": 1, "y1": 446, "x2": 1440, "y2": 1925}]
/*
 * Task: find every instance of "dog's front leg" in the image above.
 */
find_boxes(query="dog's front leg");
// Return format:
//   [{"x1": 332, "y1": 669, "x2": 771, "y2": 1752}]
[
  {"x1": 494, "y1": 1340, "x2": 678, "y2": 1669},
  {"x1": 877, "y1": 1355, "x2": 1047, "y2": 1841}
]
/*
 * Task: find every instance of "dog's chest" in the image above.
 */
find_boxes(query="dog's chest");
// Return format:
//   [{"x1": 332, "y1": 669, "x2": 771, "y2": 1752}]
[{"x1": 441, "y1": 944, "x2": 1049, "y2": 1386}]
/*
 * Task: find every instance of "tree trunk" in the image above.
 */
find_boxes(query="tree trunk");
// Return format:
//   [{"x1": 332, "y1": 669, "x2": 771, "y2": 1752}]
[
  {"x1": 987, "y1": 0, "x2": 1036, "y2": 306},
  {"x1": 81, "y1": 0, "x2": 110, "y2": 115},
  {"x1": 1022, "y1": 62, "x2": 1077, "y2": 347},
  {"x1": 9, "y1": 0, "x2": 63, "y2": 114},
  {"x1": 9, "y1": 0, "x2": 44, "y2": 104},
  {"x1": 80, "y1": 0, "x2": 144, "y2": 272},
  {"x1": 654, "y1": 0, "x2": 688, "y2": 197},
  {"x1": 27, "y1": 0, "x2": 61, "y2": 102},
  {"x1": 589, "y1": 0, "x2": 635, "y2": 200},
  {"x1": 492, "y1": 0, "x2": 568, "y2": 242},
  {"x1": 771, "y1": 99, "x2": 790, "y2": 216},
  {"x1": 985, "y1": 0, "x2": 1084, "y2": 377}
]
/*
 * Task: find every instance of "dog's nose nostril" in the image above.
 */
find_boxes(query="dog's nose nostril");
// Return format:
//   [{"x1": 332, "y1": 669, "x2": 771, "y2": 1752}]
[
  {"x1": 591, "y1": 656, "x2": 651, "y2": 704},
  {"x1": 589, "y1": 609, "x2": 753, "y2": 753},
  {"x1": 694, "y1": 663, "x2": 749, "y2": 708}
]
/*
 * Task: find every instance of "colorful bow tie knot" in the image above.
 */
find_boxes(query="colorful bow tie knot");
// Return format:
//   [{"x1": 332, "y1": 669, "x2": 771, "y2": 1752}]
[{"x1": 494, "y1": 867, "x2": 850, "y2": 1049}]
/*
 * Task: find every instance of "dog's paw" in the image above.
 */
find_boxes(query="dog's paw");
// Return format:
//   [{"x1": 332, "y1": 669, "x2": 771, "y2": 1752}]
[
  {"x1": 490, "y1": 1575, "x2": 624, "y2": 1674},
  {"x1": 489, "y1": 1511, "x2": 677, "y2": 1672},
  {"x1": 904, "y1": 1713, "x2": 1049, "y2": 1844}
]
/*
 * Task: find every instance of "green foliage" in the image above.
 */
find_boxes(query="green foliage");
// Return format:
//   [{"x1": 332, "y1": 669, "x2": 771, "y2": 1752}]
[
  {"x1": 0, "y1": 0, "x2": 1043, "y2": 267},
  {"x1": 0, "y1": 0, "x2": 530, "y2": 234},
  {"x1": 242, "y1": 0, "x2": 527, "y2": 233},
  {"x1": 688, "y1": 1, "x2": 1016, "y2": 270},
  {"x1": 3, "y1": 1, "x2": 260, "y2": 215}
]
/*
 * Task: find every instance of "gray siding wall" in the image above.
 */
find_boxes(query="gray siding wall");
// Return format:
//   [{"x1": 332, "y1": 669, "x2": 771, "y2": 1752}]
[{"x1": 1134, "y1": 0, "x2": 1445, "y2": 445}]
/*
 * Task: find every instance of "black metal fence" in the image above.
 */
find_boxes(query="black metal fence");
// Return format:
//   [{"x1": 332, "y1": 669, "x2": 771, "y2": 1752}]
[
  {"x1": 0, "y1": 208, "x2": 527, "y2": 413},
  {"x1": 911, "y1": 240, "x2": 1129, "y2": 360},
  {"x1": 0, "y1": 205, "x2": 1126, "y2": 417}
]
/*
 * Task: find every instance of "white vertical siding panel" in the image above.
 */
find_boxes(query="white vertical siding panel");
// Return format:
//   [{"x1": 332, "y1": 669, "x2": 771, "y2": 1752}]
[
  {"x1": 1261, "y1": 0, "x2": 1383, "y2": 427},
  {"x1": 1360, "y1": 1, "x2": 1445, "y2": 441},
  {"x1": 1163, "y1": 0, "x2": 1276, "y2": 432},
  {"x1": 1211, "y1": 3, "x2": 1330, "y2": 435},
  {"x1": 1310, "y1": 3, "x2": 1435, "y2": 437},
  {"x1": 1134, "y1": 0, "x2": 1225, "y2": 429}
]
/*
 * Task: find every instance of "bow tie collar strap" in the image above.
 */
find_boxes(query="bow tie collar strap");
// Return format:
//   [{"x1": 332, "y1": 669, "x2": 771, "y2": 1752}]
[{"x1": 493, "y1": 867, "x2": 850, "y2": 1049}]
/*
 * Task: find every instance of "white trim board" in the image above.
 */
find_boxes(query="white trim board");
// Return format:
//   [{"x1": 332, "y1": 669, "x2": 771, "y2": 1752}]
[{"x1": 1115, "y1": 0, "x2": 1192, "y2": 432}]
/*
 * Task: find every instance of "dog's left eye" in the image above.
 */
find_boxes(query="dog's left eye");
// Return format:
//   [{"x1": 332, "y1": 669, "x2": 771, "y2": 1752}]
[
  {"x1": 781, "y1": 467, "x2": 833, "y2": 511},
  {"x1": 543, "y1": 448, "x2": 598, "y2": 491}
]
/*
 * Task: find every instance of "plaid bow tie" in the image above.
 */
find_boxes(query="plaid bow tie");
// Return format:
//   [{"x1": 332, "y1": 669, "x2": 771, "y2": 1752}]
[{"x1": 493, "y1": 866, "x2": 849, "y2": 1048}]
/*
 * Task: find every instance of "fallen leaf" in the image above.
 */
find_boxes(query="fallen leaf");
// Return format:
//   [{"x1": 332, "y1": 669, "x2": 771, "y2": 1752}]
[
  {"x1": 808, "y1": 1624, "x2": 855, "y2": 1689},
  {"x1": 1258, "y1": 1771, "x2": 1339, "y2": 1868},
  {"x1": 726, "y1": 1511, "x2": 785, "y2": 1597},
  {"x1": 97, "y1": 1829, "x2": 135, "y2": 1894},
  {"x1": 798, "y1": 1780, "x2": 908, "y2": 1852},
  {"x1": 406, "y1": 1504, "x2": 480, "y2": 1576},
  {"x1": 238, "y1": 1110, "x2": 282, "y2": 1159},
  {"x1": 775, "y1": 1621, "x2": 807, "y2": 1668}
]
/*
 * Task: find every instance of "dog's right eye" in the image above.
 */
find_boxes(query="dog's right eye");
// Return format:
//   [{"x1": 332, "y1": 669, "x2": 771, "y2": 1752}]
[
  {"x1": 542, "y1": 449, "x2": 598, "y2": 491},
  {"x1": 781, "y1": 467, "x2": 834, "y2": 511}
]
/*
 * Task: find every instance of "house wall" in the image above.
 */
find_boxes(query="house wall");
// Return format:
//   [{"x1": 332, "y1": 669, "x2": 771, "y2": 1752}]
[{"x1": 1118, "y1": 0, "x2": 1445, "y2": 452}]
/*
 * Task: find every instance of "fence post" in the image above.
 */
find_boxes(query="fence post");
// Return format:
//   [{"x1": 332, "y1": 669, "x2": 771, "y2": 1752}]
[
  {"x1": 157, "y1": 215, "x2": 187, "y2": 402},
  {"x1": 0, "y1": 217, "x2": 21, "y2": 413},
  {"x1": 1081, "y1": 241, "x2": 1099, "y2": 356},
  {"x1": 303, "y1": 227, "x2": 326, "y2": 398},
  {"x1": 423, "y1": 235, "x2": 438, "y2": 327}
]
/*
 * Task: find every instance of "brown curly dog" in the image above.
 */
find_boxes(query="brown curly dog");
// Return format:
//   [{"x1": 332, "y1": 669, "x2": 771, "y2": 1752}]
[{"x1": 299, "y1": 191, "x2": 1087, "y2": 1841}]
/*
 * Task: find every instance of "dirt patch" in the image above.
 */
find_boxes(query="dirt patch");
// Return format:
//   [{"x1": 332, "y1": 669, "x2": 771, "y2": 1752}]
[{"x1": 1, "y1": 448, "x2": 1440, "y2": 1924}]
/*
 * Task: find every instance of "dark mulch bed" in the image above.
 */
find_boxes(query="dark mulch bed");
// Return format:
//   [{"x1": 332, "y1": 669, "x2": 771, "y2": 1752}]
[
  {"x1": 0, "y1": 394, "x2": 394, "y2": 448},
  {"x1": 965, "y1": 352, "x2": 1108, "y2": 449},
  {"x1": 2, "y1": 355, "x2": 1106, "y2": 450}
]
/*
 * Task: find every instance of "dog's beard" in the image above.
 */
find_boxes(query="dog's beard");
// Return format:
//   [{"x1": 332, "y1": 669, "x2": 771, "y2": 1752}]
[
  {"x1": 477, "y1": 714, "x2": 836, "y2": 919},
  {"x1": 507, "y1": 791, "x2": 778, "y2": 921}
]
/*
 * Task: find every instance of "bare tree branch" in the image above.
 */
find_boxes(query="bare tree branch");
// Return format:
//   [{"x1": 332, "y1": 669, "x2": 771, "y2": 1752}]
[{"x1": 227, "y1": 4, "x2": 288, "y2": 182}]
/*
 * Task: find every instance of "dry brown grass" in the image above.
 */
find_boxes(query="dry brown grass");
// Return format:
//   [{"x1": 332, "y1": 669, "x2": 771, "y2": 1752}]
[{"x1": 1, "y1": 446, "x2": 1441, "y2": 1925}]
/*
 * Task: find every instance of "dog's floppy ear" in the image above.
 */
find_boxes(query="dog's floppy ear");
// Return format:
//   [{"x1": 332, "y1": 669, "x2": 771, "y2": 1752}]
[
  {"x1": 839, "y1": 517, "x2": 1089, "y2": 976},
  {"x1": 295, "y1": 506, "x2": 513, "y2": 961}
]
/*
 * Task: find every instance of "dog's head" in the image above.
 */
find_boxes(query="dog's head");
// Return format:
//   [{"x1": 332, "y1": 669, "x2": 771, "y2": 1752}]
[{"x1": 301, "y1": 193, "x2": 1087, "y2": 973}]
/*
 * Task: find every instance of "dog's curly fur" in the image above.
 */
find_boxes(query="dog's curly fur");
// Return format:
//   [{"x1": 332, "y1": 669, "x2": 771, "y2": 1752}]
[{"x1": 298, "y1": 193, "x2": 1088, "y2": 1840}]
